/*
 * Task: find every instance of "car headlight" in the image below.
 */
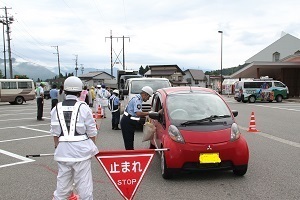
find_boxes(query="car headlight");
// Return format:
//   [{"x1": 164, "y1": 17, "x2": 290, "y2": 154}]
[
  {"x1": 168, "y1": 125, "x2": 185, "y2": 143},
  {"x1": 230, "y1": 123, "x2": 241, "y2": 141}
]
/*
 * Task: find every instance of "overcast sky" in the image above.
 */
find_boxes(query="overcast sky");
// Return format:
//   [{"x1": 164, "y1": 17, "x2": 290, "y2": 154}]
[{"x1": 1, "y1": 0, "x2": 300, "y2": 74}]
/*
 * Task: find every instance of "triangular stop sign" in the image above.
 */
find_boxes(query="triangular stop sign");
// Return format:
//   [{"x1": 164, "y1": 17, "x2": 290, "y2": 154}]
[{"x1": 95, "y1": 149, "x2": 155, "y2": 200}]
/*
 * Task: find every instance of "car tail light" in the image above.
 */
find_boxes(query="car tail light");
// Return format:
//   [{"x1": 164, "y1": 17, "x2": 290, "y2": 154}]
[
  {"x1": 168, "y1": 125, "x2": 185, "y2": 143},
  {"x1": 230, "y1": 123, "x2": 241, "y2": 141}
]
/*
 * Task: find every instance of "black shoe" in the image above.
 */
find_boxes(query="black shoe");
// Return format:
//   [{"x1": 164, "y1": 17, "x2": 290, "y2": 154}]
[
  {"x1": 114, "y1": 127, "x2": 121, "y2": 130},
  {"x1": 37, "y1": 118, "x2": 44, "y2": 121},
  {"x1": 112, "y1": 127, "x2": 115, "y2": 130}
]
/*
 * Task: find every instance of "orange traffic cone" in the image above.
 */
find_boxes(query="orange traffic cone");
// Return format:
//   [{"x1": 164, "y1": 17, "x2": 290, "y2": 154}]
[
  {"x1": 97, "y1": 105, "x2": 102, "y2": 118},
  {"x1": 247, "y1": 112, "x2": 259, "y2": 132},
  {"x1": 68, "y1": 192, "x2": 79, "y2": 200}
]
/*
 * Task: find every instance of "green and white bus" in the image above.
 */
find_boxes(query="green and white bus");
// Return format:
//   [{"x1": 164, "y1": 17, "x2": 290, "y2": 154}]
[
  {"x1": 234, "y1": 79, "x2": 289, "y2": 103},
  {"x1": 0, "y1": 79, "x2": 35, "y2": 104}
]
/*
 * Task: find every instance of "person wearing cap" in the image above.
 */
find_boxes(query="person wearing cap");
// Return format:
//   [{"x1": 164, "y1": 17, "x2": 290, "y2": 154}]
[
  {"x1": 50, "y1": 76, "x2": 98, "y2": 200},
  {"x1": 109, "y1": 89, "x2": 121, "y2": 130},
  {"x1": 50, "y1": 84, "x2": 58, "y2": 111},
  {"x1": 35, "y1": 82, "x2": 45, "y2": 121},
  {"x1": 95, "y1": 84, "x2": 111, "y2": 118},
  {"x1": 120, "y1": 86, "x2": 153, "y2": 150},
  {"x1": 89, "y1": 86, "x2": 96, "y2": 107}
]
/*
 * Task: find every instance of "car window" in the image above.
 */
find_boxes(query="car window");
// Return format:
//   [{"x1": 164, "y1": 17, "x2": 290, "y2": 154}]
[
  {"x1": 167, "y1": 93, "x2": 231, "y2": 121},
  {"x1": 274, "y1": 81, "x2": 285, "y2": 87},
  {"x1": 131, "y1": 80, "x2": 170, "y2": 94}
]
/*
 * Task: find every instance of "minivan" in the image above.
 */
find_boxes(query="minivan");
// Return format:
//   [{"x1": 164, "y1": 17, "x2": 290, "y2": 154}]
[{"x1": 234, "y1": 79, "x2": 289, "y2": 103}]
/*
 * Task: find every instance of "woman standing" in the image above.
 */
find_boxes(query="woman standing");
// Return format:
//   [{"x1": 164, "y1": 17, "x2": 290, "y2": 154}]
[{"x1": 58, "y1": 85, "x2": 66, "y2": 103}]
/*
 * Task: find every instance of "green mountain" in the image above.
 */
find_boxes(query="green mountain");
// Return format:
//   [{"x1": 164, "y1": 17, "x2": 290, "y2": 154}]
[
  {"x1": 205, "y1": 63, "x2": 248, "y2": 76},
  {"x1": 0, "y1": 59, "x2": 57, "y2": 81}
]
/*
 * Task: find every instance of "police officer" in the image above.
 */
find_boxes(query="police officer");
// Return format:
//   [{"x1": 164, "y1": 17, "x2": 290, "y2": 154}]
[
  {"x1": 109, "y1": 89, "x2": 121, "y2": 130},
  {"x1": 120, "y1": 86, "x2": 153, "y2": 150},
  {"x1": 36, "y1": 82, "x2": 45, "y2": 120},
  {"x1": 50, "y1": 76, "x2": 98, "y2": 200}
]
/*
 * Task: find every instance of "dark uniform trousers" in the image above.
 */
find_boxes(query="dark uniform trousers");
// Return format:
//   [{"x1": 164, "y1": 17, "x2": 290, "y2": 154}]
[
  {"x1": 111, "y1": 110, "x2": 120, "y2": 129},
  {"x1": 37, "y1": 98, "x2": 44, "y2": 120},
  {"x1": 120, "y1": 115, "x2": 139, "y2": 150}
]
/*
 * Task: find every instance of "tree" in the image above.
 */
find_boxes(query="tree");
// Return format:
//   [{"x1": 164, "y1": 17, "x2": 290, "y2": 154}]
[
  {"x1": 139, "y1": 65, "x2": 144, "y2": 75},
  {"x1": 139, "y1": 65, "x2": 150, "y2": 76}
]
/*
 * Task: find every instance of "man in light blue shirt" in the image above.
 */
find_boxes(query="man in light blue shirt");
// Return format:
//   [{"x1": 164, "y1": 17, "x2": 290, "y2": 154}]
[
  {"x1": 50, "y1": 84, "x2": 58, "y2": 110},
  {"x1": 120, "y1": 86, "x2": 153, "y2": 150}
]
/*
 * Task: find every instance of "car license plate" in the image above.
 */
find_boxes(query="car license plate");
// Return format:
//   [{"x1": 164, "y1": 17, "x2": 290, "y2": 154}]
[{"x1": 199, "y1": 153, "x2": 221, "y2": 164}]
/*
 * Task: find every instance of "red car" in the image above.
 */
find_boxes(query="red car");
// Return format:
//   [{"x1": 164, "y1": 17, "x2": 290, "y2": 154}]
[{"x1": 148, "y1": 87, "x2": 249, "y2": 179}]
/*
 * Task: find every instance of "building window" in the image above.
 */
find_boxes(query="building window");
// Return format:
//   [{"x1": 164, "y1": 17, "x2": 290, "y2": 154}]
[
  {"x1": 195, "y1": 80, "x2": 199, "y2": 84},
  {"x1": 178, "y1": 76, "x2": 182, "y2": 81},
  {"x1": 273, "y1": 52, "x2": 280, "y2": 62}
]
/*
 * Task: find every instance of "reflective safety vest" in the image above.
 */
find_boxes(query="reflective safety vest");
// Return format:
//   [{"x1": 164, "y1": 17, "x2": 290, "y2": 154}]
[
  {"x1": 109, "y1": 96, "x2": 119, "y2": 112},
  {"x1": 56, "y1": 100, "x2": 89, "y2": 142}
]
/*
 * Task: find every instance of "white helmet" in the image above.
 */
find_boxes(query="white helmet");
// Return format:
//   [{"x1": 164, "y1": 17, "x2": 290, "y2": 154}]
[
  {"x1": 113, "y1": 89, "x2": 119, "y2": 95},
  {"x1": 141, "y1": 86, "x2": 153, "y2": 96},
  {"x1": 64, "y1": 76, "x2": 83, "y2": 92}
]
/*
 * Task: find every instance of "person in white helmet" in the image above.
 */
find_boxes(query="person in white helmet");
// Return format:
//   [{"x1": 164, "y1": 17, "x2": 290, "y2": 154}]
[
  {"x1": 50, "y1": 76, "x2": 98, "y2": 200},
  {"x1": 95, "y1": 84, "x2": 111, "y2": 118},
  {"x1": 120, "y1": 86, "x2": 153, "y2": 150},
  {"x1": 108, "y1": 89, "x2": 121, "y2": 130}
]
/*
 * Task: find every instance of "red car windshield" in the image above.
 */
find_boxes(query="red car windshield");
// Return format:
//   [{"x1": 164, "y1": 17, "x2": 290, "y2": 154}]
[{"x1": 166, "y1": 93, "x2": 231, "y2": 121}]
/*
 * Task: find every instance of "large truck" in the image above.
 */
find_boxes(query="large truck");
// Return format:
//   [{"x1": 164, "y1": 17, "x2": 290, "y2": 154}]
[{"x1": 117, "y1": 70, "x2": 142, "y2": 90}]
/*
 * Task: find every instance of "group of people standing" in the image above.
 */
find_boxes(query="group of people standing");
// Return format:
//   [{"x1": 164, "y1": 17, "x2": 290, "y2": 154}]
[
  {"x1": 34, "y1": 77, "x2": 153, "y2": 199},
  {"x1": 35, "y1": 83, "x2": 66, "y2": 120}
]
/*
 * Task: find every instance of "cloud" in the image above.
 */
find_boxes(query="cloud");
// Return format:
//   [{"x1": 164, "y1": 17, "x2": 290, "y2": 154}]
[{"x1": 2, "y1": 0, "x2": 300, "y2": 73}]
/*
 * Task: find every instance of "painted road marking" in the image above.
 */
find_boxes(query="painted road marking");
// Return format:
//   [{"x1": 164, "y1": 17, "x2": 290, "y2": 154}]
[
  {"x1": 0, "y1": 123, "x2": 49, "y2": 130},
  {"x1": 254, "y1": 104, "x2": 300, "y2": 112},
  {"x1": 240, "y1": 126, "x2": 300, "y2": 148},
  {"x1": 0, "y1": 117, "x2": 50, "y2": 122},
  {"x1": 0, "y1": 149, "x2": 35, "y2": 169},
  {"x1": 19, "y1": 126, "x2": 50, "y2": 133}
]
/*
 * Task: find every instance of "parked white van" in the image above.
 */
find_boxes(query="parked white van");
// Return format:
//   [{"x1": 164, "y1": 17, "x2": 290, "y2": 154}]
[
  {"x1": 0, "y1": 79, "x2": 35, "y2": 104},
  {"x1": 120, "y1": 77, "x2": 172, "y2": 123},
  {"x1": 234, "y1": 79, "x2": 289, "y2": 103}
]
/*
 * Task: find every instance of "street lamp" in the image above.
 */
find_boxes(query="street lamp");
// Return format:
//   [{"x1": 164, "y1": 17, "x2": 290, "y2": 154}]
[{"x1": 218, "y1": 30, "x2": 223, "y2": 94}]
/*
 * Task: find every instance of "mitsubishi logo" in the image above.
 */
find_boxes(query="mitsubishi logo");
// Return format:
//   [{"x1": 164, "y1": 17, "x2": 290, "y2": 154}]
[{"x1": 207, "y1": 145, "x2": 212, "y2": 150}]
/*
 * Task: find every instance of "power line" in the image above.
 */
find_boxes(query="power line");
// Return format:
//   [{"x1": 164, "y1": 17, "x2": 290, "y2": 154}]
[{"x1": 105, "y1": 30, "x2": 130, "y2": 77}]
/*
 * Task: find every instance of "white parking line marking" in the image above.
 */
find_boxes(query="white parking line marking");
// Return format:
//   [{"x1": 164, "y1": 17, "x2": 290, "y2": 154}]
[
  {"x1": 19, "y1": 126, "x2": 50, "y2": 133},
  {"x1": 0, "y1": 112, "x2": 36, "y2": 116},
  {"x1": 254, "y1": 104, "x2": 300, "y2": 112},
  {"x1": 0, "y1": 124, "x2": 49, "y2": 130},
  {"x1": 0, "y1": 117, "x2": 36, "y2": 122},
  {"x1": 0, "y1": 149, "x2": 35, "y2": 168},
  {"x1": 240, "y1": 126, "x2": 300, "y2": 148},
  {"x1": 0, "y1": 135, "x2": 51, "y2": 143},
  {"x1": 0, "y1": 117, "x2": 51, "y2": 122}
]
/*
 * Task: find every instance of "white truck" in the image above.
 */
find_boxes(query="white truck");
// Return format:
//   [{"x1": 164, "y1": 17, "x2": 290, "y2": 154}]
[{"x1": 120, "y1": 77, "x2": 172, "y2": 124}]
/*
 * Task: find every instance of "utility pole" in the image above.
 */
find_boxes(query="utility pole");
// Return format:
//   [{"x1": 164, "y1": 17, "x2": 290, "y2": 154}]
[
  {"x1": 105, "y1": 30, "x2": 130, "y2": 77},
  {"x1": 1, "y1": 7, "x2": 13, "y2": 78},
  {"x1": 52, "y1": 46, "x2": 61, "y2": 78},
  {"x1": 0, "y1": 21, "x2": 6, "y2": 78},
  {"x1": 74, "y1": 55, "x2": 78, "y2": 76}
]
